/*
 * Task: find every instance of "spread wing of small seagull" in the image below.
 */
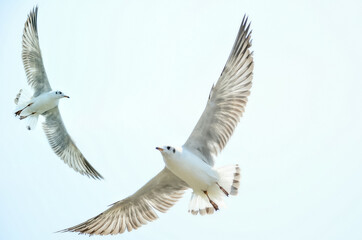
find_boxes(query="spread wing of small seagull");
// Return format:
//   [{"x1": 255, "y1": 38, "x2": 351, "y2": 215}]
[
  {"x1": 22, "y1": 6, "x2": 51, "y2": 97},
  {"x1": 60, "y1": 168, "x2": 187, "y2": 235},
  {"x1": 20, "y1": 7, "x2": 103, "y2": 179},
  {"x1": 61, "y1": 15, "x2": 253, "y2": 235},
  {"x1": 183, "y1": 16, "x2": 253, "y2": 166},
  {"x1": 42, "y1": 108, "x2": 103, "y2": 179}
]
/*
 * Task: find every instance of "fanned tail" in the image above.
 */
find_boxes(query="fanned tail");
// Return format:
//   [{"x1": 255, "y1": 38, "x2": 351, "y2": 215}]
[
  {"x1": 188, "y1": 164, "x2": 240, "y2": 215},
  {"x1": 14, "y1": 89, "x2": 34, "y2": 118},
  {"x1": 26, "y1": 114, "x2": 39, "y2": 130},
  {"x1": 188, "y1": 191, "x2": 217, "y2": 215},
  {"x1": 217, "y1": 164, "x2": 240, "y2": 196},
  {"x1": 14, "y1": 89, "x2": 22, "y2": 105},
  {"x1": 14, "y1": 89, "x2": 32, "y2": 105}
]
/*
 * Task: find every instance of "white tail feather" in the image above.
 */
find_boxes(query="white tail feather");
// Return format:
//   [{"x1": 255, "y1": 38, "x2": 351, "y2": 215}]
[
  {"x1": 26, "y1": 114, "x2": 39, "y2": 130},
  {"x1": 14, "y1": 89, "x2": 22, "y2": 105},
  {"x1": 14, "y1": 102, "x2": 30, "y2": 116},
  {"x1": 188, "y1": 191, "x2": 215, "y2": 215},
  {"x1": 188, "y1": 164, "x2": 240, "y2": 215},
  {"x1": 14, "y1": 89, "x2": 34, "y2": 118},
  {"x1": 14, "y1": 89, "x2": 32, "y2": 105},
  {"x1": 217, "y1": 164, "x2": 241, "y2": 196}
]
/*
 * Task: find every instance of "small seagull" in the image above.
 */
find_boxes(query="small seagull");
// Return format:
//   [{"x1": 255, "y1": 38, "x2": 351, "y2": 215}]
[
  {"x1": 61, "y1": 15, "x2": 253, "y2": 235},
  {"x1": 14, "y1": 7, "x2": 103, "y2": 180}
]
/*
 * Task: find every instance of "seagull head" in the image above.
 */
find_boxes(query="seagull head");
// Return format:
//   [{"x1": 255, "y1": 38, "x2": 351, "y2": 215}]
[
  {"x1": 53, "y1": 90, "x2": 70, "y2": 99},
  {"x1": 156, "y1": 145, "x2": 177, "y2": 155}
]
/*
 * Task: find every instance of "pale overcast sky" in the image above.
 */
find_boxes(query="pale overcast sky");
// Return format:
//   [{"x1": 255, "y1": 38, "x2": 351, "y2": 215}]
[{"x1": 1, "y1": 0, "x2": 361, "y2": 240}]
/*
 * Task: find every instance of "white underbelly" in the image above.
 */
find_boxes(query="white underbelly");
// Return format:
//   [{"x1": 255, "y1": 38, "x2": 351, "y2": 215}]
[
  {"x1": 31, "y1": 102, "x2": 56, "y2": 114},
  {"x1": 164, "y1": 150, "x2": 218, "y2": 191},
  {"x1": 28, "y1": 95, "x2": 58, "y2": 114}
]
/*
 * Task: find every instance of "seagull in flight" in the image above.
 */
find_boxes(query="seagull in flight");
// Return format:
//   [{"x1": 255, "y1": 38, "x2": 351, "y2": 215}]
[
  {"x1": 61, "y1": 15, "x2": 253, "y2": 235},
  {"x1": 14, "y1": 7, "x2": 103, "y2": 180}
]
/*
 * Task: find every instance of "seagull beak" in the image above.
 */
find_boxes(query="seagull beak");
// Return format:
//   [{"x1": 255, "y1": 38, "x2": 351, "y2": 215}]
[
  {"x1": 64, "y1": 95, "x2": 70, "y2": 98},
  {"x1": 156, "y1": 147, "x2": 164, "y2": 152}
]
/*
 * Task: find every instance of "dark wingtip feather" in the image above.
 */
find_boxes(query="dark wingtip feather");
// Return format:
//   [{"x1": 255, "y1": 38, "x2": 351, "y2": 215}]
[
  {"x1": 25, "y1": 5, "x2": 39, "y2": 34},
  {"x1": 80, "y1": 157, "x2": 104, "y2": 180}
]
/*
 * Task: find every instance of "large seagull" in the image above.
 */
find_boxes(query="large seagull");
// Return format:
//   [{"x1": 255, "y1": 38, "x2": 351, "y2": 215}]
[
  {"x1": 62, "y1": 15, "x2": 253, "y2": 235},
  {"x1": 14, "y1": 7, "x2": 103, "y2": 180}
]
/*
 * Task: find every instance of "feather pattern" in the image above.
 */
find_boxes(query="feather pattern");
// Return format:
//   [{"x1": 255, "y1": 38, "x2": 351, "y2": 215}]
[
  {"x1": 183, "y1": 16, "x2": 254, "y2": 166},
  {"x1": 60, "y1": 168, "x2": 188, "y2": 235},
  {"x1": 42, "y1": 107, "x2": 103, "y2": 179},
  {"x1": 22, "y1": 6, "x2": 51, "y2": 97}
]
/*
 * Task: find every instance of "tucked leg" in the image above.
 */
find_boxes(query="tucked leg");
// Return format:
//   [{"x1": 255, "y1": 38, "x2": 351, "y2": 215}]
[
  {"x1": 20, "y1": 112, "x2": 36, "y2": 120},
  {"x1": 217, "y1": 183, "x2": 229, "y2": 197},
  {"x1": 203, "y1": 190, "x2": 219, "y2": 211},
  {"x1": 15, "y1": 103, "x2": 33, "y2": 117}
]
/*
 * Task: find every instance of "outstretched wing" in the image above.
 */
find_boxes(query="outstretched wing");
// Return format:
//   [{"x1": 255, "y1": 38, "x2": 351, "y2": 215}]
[
  {"x1": 183, "y1": 16, "x2": 254, "y2": 166},
  {"x1": 22, "y1": 6, "x2": 51, "y2": 97},
  {"x1": 42, "y1": 107, "x2": 103, "y2": 179},
  {"x1": 60, "y1": 168, "x2": 188, "y2": 235}
]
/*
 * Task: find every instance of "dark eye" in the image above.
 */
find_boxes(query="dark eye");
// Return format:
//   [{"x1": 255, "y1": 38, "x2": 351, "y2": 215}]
[
  {"x1": 167, "y1": 146, "x2": 170, "y2": 150},
  {"x1": 59, "y1": 91, "x2": 62, "y2": 94},
  {"x1": 173, "y1": 149, "x2": 175, "y2": 153}
]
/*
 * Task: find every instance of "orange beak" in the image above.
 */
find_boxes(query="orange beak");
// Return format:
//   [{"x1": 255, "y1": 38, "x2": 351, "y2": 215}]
[{"x1": 156, "y1": 147, "x2": 164, "y2": 152}]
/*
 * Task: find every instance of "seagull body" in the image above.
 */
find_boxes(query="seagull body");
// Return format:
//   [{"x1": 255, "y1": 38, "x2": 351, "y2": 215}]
[
  {"x1": 157, "y1": 145, "x2": 238, "y2": 213},
  {"x1": 15, "y1": 90, "x2": 68, "y2": 125},
  {"x1": 62, "y1": 15, "x2": 253, "y2": 235},
  {"x1": 160, "y1": 146, "x2": 218, "y2": 191},
  {"x1": 14, "y1": 7, "x2": 103, "y2": 179},
  {"x1": 21, "y1": 91, "x2": 63, "y2": 115}
]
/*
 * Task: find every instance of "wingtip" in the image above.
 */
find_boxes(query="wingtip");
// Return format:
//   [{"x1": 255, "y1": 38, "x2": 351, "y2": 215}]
[
  {"x1": 29, "y1": 5, "x2": 38, "y2": 18},
  {"x1": 91, "y1": 173, "x2": 104, "y2": 180},
  {"x1": 82, "y1": 162, "x2": 104, "y2": 180},
  {"x1": 24, "y1": 5, "x2": 39, "y2": 34},
  {"x1": 54, "y1": 229, "x2": 65, "y2": 234},
  {"x1": 242, "y1": 14, "x2": 247, "y2": 23},
  {"x1": 55, "y1": 227, "x2": 79, "y2": 235},
  {"x1": 79, "y1": 167, "x2": 104, "y2": 180}
]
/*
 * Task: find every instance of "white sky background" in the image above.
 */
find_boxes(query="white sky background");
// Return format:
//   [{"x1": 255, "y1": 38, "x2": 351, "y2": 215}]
[{"x1": 0, "y1": 0, "x2": 361, "y2": 239}]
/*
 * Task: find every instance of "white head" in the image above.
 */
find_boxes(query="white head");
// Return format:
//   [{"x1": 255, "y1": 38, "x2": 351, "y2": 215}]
[
  {"x1": 156, "y1": 145, "x2": 178, "y2": 157},
  {"x1": 52, "y1": 90, "x2": 70, "y2": 99}
]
